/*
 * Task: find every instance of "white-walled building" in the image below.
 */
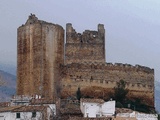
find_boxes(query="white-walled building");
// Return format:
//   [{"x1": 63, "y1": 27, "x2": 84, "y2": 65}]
[
  {"x1": 116, "y1": 108, "x2": 158, "y2": 120},
  {"x1": 0, "y1": 105, "x2": 56, "y2": 120},
  {"x1": 80, "y1": 98, "x2": 115, "y2": 118},
  {"x1": 10, "y1": 95, "x2": 32, "y2": 106},
  {"x1": 0, "y1": 106, "x2": 21, "y2": 120},
  {"x1": 0, "y1": 95, "x2": 56, "y2": 120}
]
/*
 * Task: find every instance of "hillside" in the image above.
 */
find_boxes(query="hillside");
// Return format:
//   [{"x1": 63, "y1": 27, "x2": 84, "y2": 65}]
[
  {"x1": 0, "y1": 63, "x2": 16, "y2": 76},
  {"x1": 0, "y1": 70, "x2": 16, "y2": 102},
  {"x1": 155, "y1": 80, "x2": 160, "y2": 113}
]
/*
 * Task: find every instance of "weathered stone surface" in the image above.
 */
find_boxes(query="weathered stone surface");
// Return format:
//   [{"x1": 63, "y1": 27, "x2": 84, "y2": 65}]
[
  {"x1": 62, "y1": 24, "x2": 154, "y2": 107},
  {"x1": 17, "y1": 14, "x2": 154, "y2": 107},
  {"x1": 65, "y1": 24, "x2": 105, "y2": 64},
  {"x1": 17, "y1": 14, "x2": 64, "y2": 100},
  {"x1": 61, "y1": 63, "x2": 154, "y2": 106}
]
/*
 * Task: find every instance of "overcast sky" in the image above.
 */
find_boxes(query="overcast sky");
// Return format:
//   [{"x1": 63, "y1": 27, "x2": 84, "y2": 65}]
[{"x1": 0, "y1": 0, "x2": 160, "y2": 81}]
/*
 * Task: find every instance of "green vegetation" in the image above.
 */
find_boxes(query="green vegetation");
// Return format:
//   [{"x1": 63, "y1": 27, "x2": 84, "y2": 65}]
[
  {"x1": 114, "y1": 80, "x2": 154, "y2": 113},
  {"x1": 114, "y1": 79, "x2": 128, "y2": 104},
  {"x1": 76, "y1": 87, "x2": 81, "y2": 101}
]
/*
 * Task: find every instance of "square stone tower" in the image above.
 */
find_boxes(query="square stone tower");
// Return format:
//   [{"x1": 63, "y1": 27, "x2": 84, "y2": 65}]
[
  {"x1": 17, "y1": 14, "x2": 64, "y2": 100},
  {"x1": 65, "y1": 23, "x2": 105, "y2": 64}
]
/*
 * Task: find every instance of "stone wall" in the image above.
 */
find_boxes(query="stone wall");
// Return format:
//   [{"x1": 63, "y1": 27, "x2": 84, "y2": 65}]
[
  {"x1": 17, "y1": 15, "x2": 155, "y2": 107},
  {"x1": 65, "y1": 24, "x2": 105, "y2": 64},
  {"x1": 61, "y1": 62, "x2": 154, "y2": 106},
  {"x1": 17, "y1": 14, "x2": 64, "y2": 100}
]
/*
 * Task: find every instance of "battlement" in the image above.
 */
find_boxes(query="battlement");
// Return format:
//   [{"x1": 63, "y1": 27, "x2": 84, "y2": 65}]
[
  {"x1": 66, "y1": 23, "x2": 105, "y2": 44},
  {"x1": 62, "y1": 62, "x2": 154, "y2": 106},
  {"x1": 65, "y1": 24, "x2": 105, "y2": 64},
  {"x1": 65, "y1": 62, "x2": 154, "y2": 74}
]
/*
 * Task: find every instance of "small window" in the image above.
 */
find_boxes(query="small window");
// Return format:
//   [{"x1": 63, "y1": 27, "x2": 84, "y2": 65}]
[
  {"x1": 16, "y1": 113, "x2": 20, "y2": 118},
  {"x1": 90, "y1": 76, "x2": 93, "y2": 82},
  {"x1": 32, "y1": 111, "x2": 36, "y2": 118},
  {"x1": 96, "y1": 114, "x2": 100, "y2": 118},
  {"x1": 100, "y1": 80, "x2": 103, "y2": 83}
]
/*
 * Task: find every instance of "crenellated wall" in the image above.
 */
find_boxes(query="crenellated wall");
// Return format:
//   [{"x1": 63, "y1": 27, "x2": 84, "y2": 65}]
[
  {"x1": 65, "y1": 24, "x2": 105, "y2": 64},
  {"x1": 61, "y1": 62, "x2": 154, "y2": 106},
  {"x1": 17, "y1": 15, "x2": 155, "y2": 107}
]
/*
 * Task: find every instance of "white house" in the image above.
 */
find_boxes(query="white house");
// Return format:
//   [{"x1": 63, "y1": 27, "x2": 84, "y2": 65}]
[
  {"x1": 0, "y1": 105, "x2": 56, "y2": 120},
  {"x1": 10, "y1": 95, "x2": 32, "y2": 106},
  {"x1": 0, "y1": 106, "x2": 22, "y2": 120},
  {"x1": 116, "y1": 108, "x2": 158, "y2": 120},
  {"x1": 136, "y1": 113, "x2": 158, "y2": 120},
  {"x1": 80, "y1": 98, "x2": 115, "y2": 118}
]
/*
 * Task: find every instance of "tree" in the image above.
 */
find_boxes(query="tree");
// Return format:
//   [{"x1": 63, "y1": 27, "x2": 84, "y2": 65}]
[
  {"x1": 76, "y1": 87, "x2": 81, "y2": 101},
  {"x1": 114, "y1": 80, "x2": 128, "y2": 104}
]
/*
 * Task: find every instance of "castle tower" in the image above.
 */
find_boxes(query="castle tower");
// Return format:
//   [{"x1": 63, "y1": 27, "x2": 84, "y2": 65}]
[
  {"x1": 17, "y1": 14, "x2": 64, "y2": 99},
  {"x1": 65, "y1": 23, "x2": 105, "y2": 64}
]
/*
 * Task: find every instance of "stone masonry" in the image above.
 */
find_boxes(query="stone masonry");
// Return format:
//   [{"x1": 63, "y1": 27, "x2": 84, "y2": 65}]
[
  {"x1": 17, "y1": 14, "x2": 154, "y2": 107},
  {"x1": 65, "y1": 23, "x2": 105, "y2": 64},
  {"x1": 17, "y1": 14, "x2": 64, "y2": 100}
]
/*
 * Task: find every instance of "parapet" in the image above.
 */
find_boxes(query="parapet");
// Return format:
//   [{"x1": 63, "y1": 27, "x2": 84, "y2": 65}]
[
  {"x1": 66, "y1": 23, "x2": 105, "y2": 44},
  {"x1": 65, "y1": 62, "x2": 154, "y2": 74}
]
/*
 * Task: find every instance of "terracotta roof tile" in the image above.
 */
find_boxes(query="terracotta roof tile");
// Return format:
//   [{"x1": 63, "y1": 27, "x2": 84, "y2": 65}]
[
  {"x1": 0, "y1": 102, "x2": 10, "y2": 107},
  {"x1": 12, "y1": 105, "x2": 47, "y2": 112},
  {"x1": 80, "y1": 98, "x2": 104, "y2": 104},
  {"x1": 30, "y1": 99, "x2": 55, "y2": 105},
  {"x1": 116, "y1": 108, "x2": 133, "y2": 113},
  {"x1": 0, "y1": 106, "x2": 23, "y2": 112}
]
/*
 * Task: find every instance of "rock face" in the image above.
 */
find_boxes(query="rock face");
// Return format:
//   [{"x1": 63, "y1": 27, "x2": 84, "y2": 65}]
[
  {"x1": 17, "y1": 14, "x2": 154, "y2": 107},
  {"x1": 17, "y1": 14, "x2": 64, "y2": 99},
  {"x1": 0, "y1": 70, "x2": 16, "y2": 102}
]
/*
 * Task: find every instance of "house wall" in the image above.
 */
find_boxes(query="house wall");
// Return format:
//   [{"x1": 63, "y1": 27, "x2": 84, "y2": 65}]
[
  {"x1": 19, "y1": 112, "x2": 42, "y2": 120},
  {"x1": 0, "y1": 112, "x2": 43, "y2": 120},
  {"x1": 101, "y1": 101, "x2": 115, "y2": 116},
  {"x1": 81, "y1": 101, "x2": 115, "y2": 118},
  {"x1": 116, "y1": 112, "x2": 158, "y2": 120},
  {"x1": 83, "y1": 102, "x2": 100, "y2": 118},
  {"x1": 47, "y1": 104, "x2": 56, "y2": 118},
  {"x1": 0, "y1": 112, "x2": 12, "y2": 120}
]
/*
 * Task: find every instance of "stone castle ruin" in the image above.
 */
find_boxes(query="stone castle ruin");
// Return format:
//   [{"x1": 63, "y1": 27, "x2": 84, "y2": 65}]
[{"x1": 17, "y1": 14, "x2": 154, "y2": 107}]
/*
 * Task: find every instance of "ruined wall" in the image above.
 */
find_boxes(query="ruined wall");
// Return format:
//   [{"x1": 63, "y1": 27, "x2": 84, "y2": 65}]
[
  {"x1": 16, "y1": 15, "x2": 155, "y2": 107},
  {"x1": 17, "y1": 14, "x2": 64, "y2": 100},
  {"x1": 65, "y1": 24, "x2": 105, "y2": 64},
  {"x1": 61, "y1": 63, "x2": 154, "y2": 106}
]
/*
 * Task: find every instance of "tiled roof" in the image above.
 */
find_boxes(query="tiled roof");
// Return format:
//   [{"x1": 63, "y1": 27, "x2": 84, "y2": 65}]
[
  {"x1": 12, "y1": 105, "x2": 47, "y2": 112},
  {"x1": 30, "y1": 98, "x2": 55, "y2": 105},
  {"x1": 60, "y1": 108, "x2": 82, "y2": 115},
  {"x1": 0, "y1": 102, "x2": 10, "y2": 107},
  {"x1": 80, "y1": 98, "x2": 105, "y2": 104},
  {"x1": 116, "y1": 108, "x2": 133, "y2": 113},
  {"x1": 0, "y1": 105, "x2": 48, "y2": 113},
  {"x1": 0, "y1": 106, "x2": 23, "y2": 112}
]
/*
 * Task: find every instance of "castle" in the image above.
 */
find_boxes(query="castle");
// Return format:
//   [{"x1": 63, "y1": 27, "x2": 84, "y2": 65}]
[{"x1": 17, "y1": 14, "x2": 154, "y2": 107}]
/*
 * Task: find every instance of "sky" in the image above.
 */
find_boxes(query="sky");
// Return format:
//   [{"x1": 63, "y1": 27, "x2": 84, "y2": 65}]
[{"x1": 0, "y1": 0, "x2": 160, "y2": 82}]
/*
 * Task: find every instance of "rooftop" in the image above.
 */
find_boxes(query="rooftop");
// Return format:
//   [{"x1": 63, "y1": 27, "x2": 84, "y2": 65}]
[{"x1": 80, "y1": 98, "x2": 105, "y2": 104}]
